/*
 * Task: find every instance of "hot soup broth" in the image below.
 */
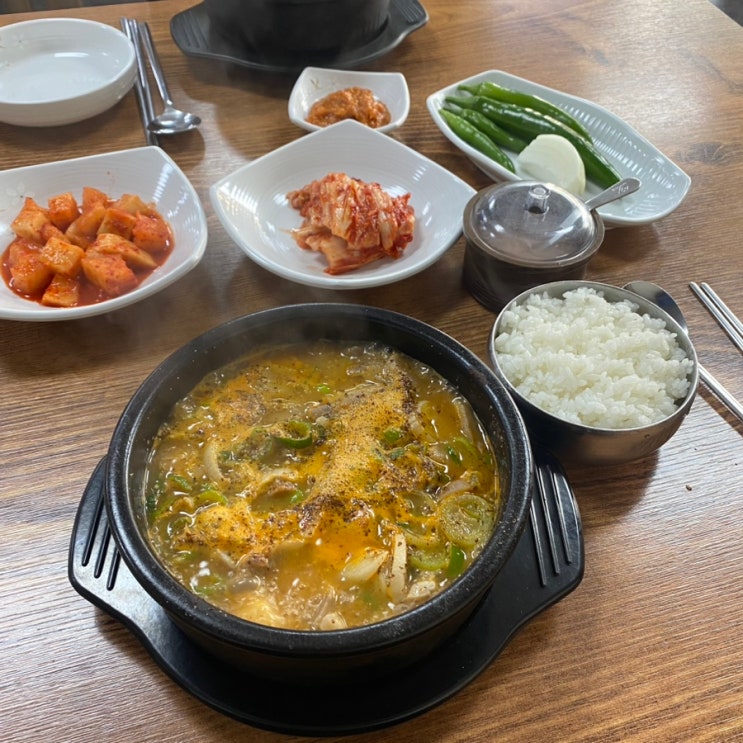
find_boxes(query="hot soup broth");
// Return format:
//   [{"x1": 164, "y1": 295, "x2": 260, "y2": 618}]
[{"x1": 145, "y1": 341, "x2": 501, "y2": 630}]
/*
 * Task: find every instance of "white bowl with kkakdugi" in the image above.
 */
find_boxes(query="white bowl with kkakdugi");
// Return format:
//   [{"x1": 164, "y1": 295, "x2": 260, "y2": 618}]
[{"x1": 0, "y1": 147, "x2": 207, "y2": 321}]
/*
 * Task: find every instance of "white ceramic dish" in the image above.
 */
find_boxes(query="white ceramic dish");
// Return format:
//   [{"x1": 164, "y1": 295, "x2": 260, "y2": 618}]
[
  {"x1": 211, "y1": 120, "x2": 474, "y2": 290},
  {"x1": 0, "y1": 147, "x2": 208, "y2": 322},
  {"x1": 288, "y1": 67, "x2": 409, "y2": 134},
  {"x1": 0, "y1": 18, "x2": 136, "y2": 127},
  {"x1": 426, "y1": 70, "x2": 691, "y2": 227}
]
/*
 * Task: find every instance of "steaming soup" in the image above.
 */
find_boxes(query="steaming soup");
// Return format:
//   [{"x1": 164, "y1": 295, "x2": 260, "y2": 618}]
[{"x1": 145, "y1": 341, "x2": 501, "y2": 630}]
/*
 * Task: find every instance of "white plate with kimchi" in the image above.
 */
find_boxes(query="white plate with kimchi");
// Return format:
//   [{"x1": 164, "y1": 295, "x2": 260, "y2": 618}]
[{"x1": 209, "y1": 119, "x2": 476, "y2": 289}]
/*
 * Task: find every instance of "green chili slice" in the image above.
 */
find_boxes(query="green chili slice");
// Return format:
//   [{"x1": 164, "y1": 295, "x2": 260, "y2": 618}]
[
  {"x1": 382, "y1": 427, "x2": 404, "y2": 444},
  {"x1": 289, "y1": 488, "x2": 306, "y2": 505},
  {"x1": 191, "y1": 573, "x2": 225, "y2": 598},
  {"x1": 166, "y1": 514, "x2": 192, "y2": 537},
  {"x1": 273, "y1": 420, "x2": 314, "y2": 449},
  {"x1": 167, "y1": 473, "x2": 192, "y2": 492},
  {"x1": 439, "y1": 492, "x2": 495, "y2": 549},
  {"x1": 446, "y1": 436, "x2": 481, "y2": 471},
  {"x1": 446, "y1": 444, "x2": 462, "y2": 464},
  {"x1": 195, "y1": 487, "x2": 227, "y2": 508},
  {"x1": 409, "y1": 543, "x2": 450, "y2": 571},
  {"x1": 447, "y1": 544, "x2": 467, "y2": 578}
]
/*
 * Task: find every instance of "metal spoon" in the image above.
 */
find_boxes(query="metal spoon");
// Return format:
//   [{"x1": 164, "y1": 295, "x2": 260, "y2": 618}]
[
  {"x1": 584, "y1": 177, "x2": 641, "y2": 211},
  {"x1": 625, "y1": 280, "x2": 743, "y2": 424},
  {"x1": 139, "y1": 21, "x2": 201, "y2": 135}
]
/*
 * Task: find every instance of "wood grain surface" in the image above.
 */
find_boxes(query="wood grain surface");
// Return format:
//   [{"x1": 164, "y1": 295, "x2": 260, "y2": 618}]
[{"x1": 2, "y1": 1, "x2": 742, "y2": 741}]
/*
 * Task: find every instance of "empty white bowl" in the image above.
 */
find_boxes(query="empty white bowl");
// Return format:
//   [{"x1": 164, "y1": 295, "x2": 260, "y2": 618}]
[
  {"x1": 0, "y1": 18, "x2": 136, "y2": 127},
  {"x1": 288, "y1": 67, "x2": 409, "y2": 134}
]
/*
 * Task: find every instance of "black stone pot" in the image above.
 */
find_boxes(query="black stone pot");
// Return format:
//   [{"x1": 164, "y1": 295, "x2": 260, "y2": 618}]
[
  {"x1": 105, "y1": 304, "x2": 532, "y2": 684},
  {"x1": 203, "y1": 0, "x2": 391, "y2": 54}
]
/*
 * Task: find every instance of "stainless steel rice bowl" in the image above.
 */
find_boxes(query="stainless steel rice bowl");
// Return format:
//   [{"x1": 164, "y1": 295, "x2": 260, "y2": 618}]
[{"x1": 489, "y1": 281, "x2": 699, "y2": 465}]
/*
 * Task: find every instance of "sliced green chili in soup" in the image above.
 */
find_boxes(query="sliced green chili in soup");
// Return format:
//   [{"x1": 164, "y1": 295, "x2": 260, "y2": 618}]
[{"x1": 145, "y1": 341, "x2": 501, "y2": 631}]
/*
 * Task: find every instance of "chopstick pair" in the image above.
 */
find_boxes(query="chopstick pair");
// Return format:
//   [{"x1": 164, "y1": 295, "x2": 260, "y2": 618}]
[
  {"x1": 120, "y1": 18, "x2": 159, "y2": 147},
  {"x1": 690, "y1": 282, "x2": 743, "y2": 355}
]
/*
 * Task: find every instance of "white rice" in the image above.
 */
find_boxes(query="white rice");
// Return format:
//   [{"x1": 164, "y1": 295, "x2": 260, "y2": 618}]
[{"x1": 493, "y1": 287, "x2": 694, "y2": 429}]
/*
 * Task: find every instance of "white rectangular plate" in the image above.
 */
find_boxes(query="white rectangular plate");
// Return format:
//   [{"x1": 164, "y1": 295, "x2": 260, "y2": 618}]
[{"x1": 427, "y1": 70, "x2": 691, "y2": 227}]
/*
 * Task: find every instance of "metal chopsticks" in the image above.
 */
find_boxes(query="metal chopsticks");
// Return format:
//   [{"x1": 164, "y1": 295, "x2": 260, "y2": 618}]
[
  {"x1": 690, "y1": 282, "x2": 743, "y2": 355},
  {"x1": 120, "y1": 17, "x2": 159, "y2": 147},
  {"x1": 689, "y1": 282, "x2": 743, "y2": 424},
  {"x1": 697, "y1": 365, "x2": 743, "y2": 425}
]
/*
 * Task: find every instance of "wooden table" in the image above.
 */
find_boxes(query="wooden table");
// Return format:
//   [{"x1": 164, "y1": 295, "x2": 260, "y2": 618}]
[{"x1": 2, "y1": 1, "x2": 742, "y2": 740}]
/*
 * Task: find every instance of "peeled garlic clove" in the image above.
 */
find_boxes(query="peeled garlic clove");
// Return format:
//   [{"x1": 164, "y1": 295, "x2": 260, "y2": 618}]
[{"x1": 517, "y1": 134, "x2": 586, "y2": 195}]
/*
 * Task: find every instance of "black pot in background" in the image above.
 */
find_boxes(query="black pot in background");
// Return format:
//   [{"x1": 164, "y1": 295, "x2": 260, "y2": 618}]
[
  {"x1": 105, "y1": 304, "x2": 532, "y2": 683},
  {"x1": 203, "y1": 0, "x2": 391, "y2": 54}
]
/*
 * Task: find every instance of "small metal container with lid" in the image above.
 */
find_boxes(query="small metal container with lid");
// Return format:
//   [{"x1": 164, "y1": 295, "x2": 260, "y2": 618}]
[{"x1": 463, "y1": 180, "x2": 605, "y2": 311}]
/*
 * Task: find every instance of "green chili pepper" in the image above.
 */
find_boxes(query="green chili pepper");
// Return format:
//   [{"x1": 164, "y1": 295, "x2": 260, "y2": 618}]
[
  {"x1": 167, "y1": 473, "x2": 192, "y2": 492},
  {"x1": 382, "y1": 427, "x2": 404, "y2": 444},
  {"x1": 439, "y1": 492, "x2": 495, "y2": 549},
  {"x1": 409, "y1": 543, "x2": 450, "y2": 571},
  {"x1": 145, "y1": 480, "x2": 164, "y2": 513},
  {"x1": 447, "y1": 544, "x2": 466, "y2": 578},
  {"x1": 289, "y1": 488, "x2": 306, "y2": 505},
  {"x1": 192, "y1": 573, "x2": 225, "y2": 597},
  {"x1": 273, "y1": 420, "x2": 314, "y2": 449},
  {"x1": 445, "y1": 435, "x2": 481, "y2": 472},
  {"x1": 195, "y1": 487, "x2": 227, "y2": 508},
  {"x1": 445, "y1": 444, "x2": 462, "y2": 464},
  {"x1": 459, "y1": 81, "x2": 593, "y2": 142},
  {"x1": 167, "y1": 514, "x2": 192, "y2": 537},
  {"x1": 445, "y1": 95, "x2": 621, "y2": 188},
  {"x1": 445, "y1": 105, "x2": 528, "y2": 153},
  {"x1": 439, "y1": 108, "x2": 516, "y2": 173}
]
